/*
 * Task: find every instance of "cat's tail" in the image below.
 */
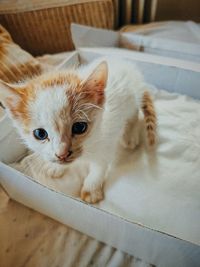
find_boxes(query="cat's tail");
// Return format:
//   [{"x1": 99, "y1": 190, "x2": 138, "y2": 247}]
[{"x1": 141, "y1": 91, "x2": 157, "y2": 146}]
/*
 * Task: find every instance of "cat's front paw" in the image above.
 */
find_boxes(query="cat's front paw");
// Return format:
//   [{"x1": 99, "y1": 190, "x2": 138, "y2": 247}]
[
  {"x1": 121, "y1": 128, "x2": 140, "y2": 150},
  {"x1": 46, "y1": 166, "x2": 66, "y2": 178},
  {"x1": 81, "y1": 187, "x2": 104, "y2": 204}
]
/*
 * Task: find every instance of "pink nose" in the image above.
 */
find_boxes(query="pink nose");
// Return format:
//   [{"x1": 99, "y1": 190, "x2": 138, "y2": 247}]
[{"x1": 55, "y1": 150, "x2": 72, "y2": 160}]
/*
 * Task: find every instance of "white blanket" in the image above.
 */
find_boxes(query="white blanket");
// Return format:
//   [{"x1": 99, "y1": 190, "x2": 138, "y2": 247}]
[{"x1": 100, "y1": 89, "x2": 200, "y2": 245}]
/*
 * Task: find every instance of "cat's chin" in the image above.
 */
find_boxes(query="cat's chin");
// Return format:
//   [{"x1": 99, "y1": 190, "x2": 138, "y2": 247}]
[
  {"x1": 51, "y1": 158, "x2": 75, "y2": 165},
  {"x1": 39, "y1": 157, "x2": 72, "y2": 165},
  {"x1": 57, "y1": 159, "x2": 74, "y2": 165}
]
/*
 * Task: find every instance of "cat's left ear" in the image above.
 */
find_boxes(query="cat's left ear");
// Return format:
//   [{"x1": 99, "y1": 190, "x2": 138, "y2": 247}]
[
  {"x1": 82, "y1": 61, "x2": 108, "y2": 105},
  {"x1": 0, "y1": 80, "x2": 27, "y2": 108}
]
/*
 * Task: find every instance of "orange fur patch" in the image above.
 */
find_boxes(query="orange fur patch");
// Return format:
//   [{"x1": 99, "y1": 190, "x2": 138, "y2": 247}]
[
  {"x1": 83, "y1": 80, "x2": 105, "y2": 106},
  {"x1": 39, "y1": 71, "x2": 81, "y2": 89}
]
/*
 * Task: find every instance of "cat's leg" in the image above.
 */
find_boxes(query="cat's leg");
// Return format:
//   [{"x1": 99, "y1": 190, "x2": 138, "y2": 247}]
[
  {"x1": 121, "y1": 114, "x2": 140, "y2": 150},
  {"x1": 44, "y1": 162, "x2": 67, "y2": 178},
  {"x1": 81, "y1": 161, "x2": 106, "y2": 204}
]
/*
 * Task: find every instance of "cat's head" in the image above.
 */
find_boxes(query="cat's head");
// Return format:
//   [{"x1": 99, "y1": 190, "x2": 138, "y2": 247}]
[{"x1": 0, "y1": 61, "x2": 108, "y2": 164}]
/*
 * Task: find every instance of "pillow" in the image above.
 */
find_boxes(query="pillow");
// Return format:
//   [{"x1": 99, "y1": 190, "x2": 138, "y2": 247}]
[{"x1": 0, "y1": 25, "x2": 42, "y2": 83}]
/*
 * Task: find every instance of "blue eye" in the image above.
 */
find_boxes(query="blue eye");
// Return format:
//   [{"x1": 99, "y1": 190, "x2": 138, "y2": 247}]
[
  {"x1": 72, "y1": 122, "x2": 88, "y2": 135},
  {"x1": 33, "y1": 128, "x2": 48, "y2": 140}
]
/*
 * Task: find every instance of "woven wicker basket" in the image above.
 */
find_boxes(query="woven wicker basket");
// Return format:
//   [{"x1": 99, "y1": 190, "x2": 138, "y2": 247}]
[{"x1": 0, "y1": 0, "x2": 116, "y2": 56}]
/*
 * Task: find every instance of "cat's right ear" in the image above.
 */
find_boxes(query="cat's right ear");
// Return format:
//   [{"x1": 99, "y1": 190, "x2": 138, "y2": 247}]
[
  {"x1": 0, "y1": 80, "x2": 27, "y2": 109},
  {"x1": 82, "y1": 61, "x2": 108, "y2": 106}
]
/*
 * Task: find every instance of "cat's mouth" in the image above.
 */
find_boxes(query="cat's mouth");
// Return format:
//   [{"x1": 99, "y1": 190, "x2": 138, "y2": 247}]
[{"x1": 55, "y1": 149, "x2": 82, "y2": 164}]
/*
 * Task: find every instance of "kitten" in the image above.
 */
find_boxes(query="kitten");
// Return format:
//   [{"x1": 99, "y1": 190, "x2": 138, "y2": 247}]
[{"x1": 0, "y1": 58, "x2": 156, "y2": 203}]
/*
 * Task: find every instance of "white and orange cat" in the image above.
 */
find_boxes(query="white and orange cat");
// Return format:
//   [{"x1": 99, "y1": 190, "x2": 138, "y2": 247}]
[{"x1": 0, "y1": 58, "x2": 156, "y2": 203}]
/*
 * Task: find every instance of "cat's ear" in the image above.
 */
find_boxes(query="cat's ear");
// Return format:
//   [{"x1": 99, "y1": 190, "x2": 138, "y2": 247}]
[
  {"x1": 82, "y1": 61, "x2": 108, "y2": 105},
  {"x1": 0, "y1": 80, "x2": 27, "y2": 108}
]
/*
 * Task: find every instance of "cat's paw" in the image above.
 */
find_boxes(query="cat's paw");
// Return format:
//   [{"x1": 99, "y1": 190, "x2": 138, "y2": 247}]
[
  {"x1": 46, "y1": 167, "x2": 66, "y2": 179},
  {"x1": 81, "y1": 187, "x2": 104, "y2": 204},
  {"x1": 121, "y1": 132, "x2": 139, "y2": 150}
]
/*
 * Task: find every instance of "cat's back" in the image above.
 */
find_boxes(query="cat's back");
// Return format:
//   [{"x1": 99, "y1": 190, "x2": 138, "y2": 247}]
[{"x1": 79, "y1": 57, "x2": 144, "y2": 96}]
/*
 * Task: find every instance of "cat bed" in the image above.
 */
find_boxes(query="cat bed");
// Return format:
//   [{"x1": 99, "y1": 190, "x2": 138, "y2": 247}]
[
  {"x1": 1, "y1": 49, "x2": 200, "y2": 267},
  {"x1": 9, "y1": 86, "x2": 200, "y2": 245},
  {"x1": 1, "y1": 24, "x2": 200, "y2": 267}
]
